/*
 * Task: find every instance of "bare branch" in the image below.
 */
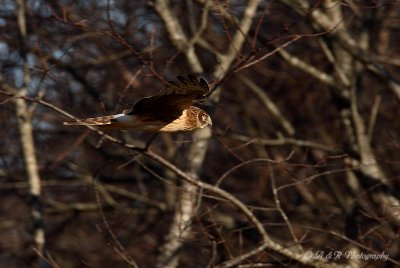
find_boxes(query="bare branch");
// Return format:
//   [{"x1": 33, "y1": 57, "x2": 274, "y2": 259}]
[{"x1": 236, "y1": 74, "x2": 296, "y2": 136}]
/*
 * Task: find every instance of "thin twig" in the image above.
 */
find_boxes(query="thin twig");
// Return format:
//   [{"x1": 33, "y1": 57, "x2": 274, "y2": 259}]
[
  {"x1": 367, "y1": 95, "x2": 381, "y2": 144},
  {"x1": 270, "y1": 166, "x2": 303, "y2": 252}
]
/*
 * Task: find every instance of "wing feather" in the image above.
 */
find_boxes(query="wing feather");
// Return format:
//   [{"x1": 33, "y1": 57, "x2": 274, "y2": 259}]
[{"x1": 124, "y1": 74, "x2": 209, "y2": 119}]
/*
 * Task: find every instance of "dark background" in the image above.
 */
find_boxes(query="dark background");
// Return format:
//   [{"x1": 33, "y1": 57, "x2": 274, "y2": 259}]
[{"x1": 1, "y1": 0, "x2": 399, "y2": 267}]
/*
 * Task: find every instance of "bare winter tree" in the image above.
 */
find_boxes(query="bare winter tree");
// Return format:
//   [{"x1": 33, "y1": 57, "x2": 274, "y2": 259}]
[{"x1": 1, "y1": 0, "x2": 399, "y2": 267}]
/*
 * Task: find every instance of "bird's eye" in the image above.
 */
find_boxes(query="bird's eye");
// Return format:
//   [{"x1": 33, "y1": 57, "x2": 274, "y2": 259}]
[{"x1": 198, "y1": 113, "x2": 207, "y2": 124}]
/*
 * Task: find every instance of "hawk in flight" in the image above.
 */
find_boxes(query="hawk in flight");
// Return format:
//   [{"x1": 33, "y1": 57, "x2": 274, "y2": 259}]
[{"x1": 64, "y1": 75, "x2": 212, "y2": 132}]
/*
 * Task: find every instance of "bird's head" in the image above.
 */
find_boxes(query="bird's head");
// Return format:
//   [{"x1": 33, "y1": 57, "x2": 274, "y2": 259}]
[{"x1": 197, "y1": 110, "x2": 212, "y2": 128}]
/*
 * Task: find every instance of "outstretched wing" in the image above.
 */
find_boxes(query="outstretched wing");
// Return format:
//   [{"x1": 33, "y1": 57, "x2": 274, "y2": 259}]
[{"x1": 124, "y1": 74, "x2": 209, "y2": 121}]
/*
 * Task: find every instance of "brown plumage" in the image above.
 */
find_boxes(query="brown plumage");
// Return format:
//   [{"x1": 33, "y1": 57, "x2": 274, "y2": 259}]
[{"x1": 63, "y1": 75, "x2": 212, "y2": 132}]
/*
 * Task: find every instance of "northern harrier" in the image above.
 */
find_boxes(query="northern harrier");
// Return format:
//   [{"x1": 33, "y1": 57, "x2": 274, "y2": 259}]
[{"x1": 63, "y1": 75, "x2": 212, "y2": 132}]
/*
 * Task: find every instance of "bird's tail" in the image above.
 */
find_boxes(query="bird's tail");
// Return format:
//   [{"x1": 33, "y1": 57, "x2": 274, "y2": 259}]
[{"x1": 63, "y1": 115, "x2": 116, "y2": 126}]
